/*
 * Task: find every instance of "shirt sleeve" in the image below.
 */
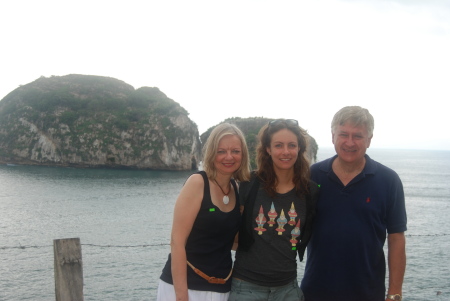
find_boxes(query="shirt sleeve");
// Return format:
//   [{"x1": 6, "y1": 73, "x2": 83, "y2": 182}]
[{"x1": 386, "y1": 171, "x2": 407, "y2": 234}]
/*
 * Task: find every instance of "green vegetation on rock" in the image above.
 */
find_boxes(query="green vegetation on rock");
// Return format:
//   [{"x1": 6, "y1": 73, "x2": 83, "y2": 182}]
[
  {"x1": 0, "y1": 74, "x2": 317, "y2": 170},
  {"x1": 0, "y1": 74, "x2": 201, "y2": 170}
]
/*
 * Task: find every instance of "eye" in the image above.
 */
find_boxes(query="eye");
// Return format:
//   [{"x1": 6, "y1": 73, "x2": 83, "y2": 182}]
[
  {"x1": 232, "y1": 150, "x2": 241, "y2": 154},
  {"x1": 289, "y1": 143, "x2": 298, "y2": 148},
  {"x1": 217, "y1": 150, "x2": 226, "y2": 154}
]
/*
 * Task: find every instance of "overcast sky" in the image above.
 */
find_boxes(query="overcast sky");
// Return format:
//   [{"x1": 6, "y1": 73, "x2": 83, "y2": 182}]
[{"x1": 1, "y1": 0, "x2": 449, "y2": 150}]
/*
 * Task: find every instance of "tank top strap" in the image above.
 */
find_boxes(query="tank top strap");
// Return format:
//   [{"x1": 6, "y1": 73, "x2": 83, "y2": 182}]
[{"x1": 197, "y1": 171, "x2": 212, "y2": 209}]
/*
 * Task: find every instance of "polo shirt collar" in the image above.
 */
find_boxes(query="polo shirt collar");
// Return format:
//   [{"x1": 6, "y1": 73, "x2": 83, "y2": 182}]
[
  {"x1": 319, "y1": 154, "x2": 377, "y2": 176},
  {"x1": 363, "y1": 154, "x2": 377, "y2": 175}
]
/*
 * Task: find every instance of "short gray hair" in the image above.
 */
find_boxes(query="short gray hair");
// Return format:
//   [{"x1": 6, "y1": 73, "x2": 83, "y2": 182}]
[{"x1": 331, "y1": 106, "x2": 374, "y2": 137}]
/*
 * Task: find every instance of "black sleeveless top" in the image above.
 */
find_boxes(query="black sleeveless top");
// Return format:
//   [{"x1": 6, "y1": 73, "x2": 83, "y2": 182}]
[{"x1": 160, "y1": 171, "x2": 240, "y2": 292}]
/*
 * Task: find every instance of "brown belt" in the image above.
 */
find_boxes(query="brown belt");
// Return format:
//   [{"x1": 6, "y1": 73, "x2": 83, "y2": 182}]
[{"x1": 187, "y1": 260, "x2": 232, "y2": 284}]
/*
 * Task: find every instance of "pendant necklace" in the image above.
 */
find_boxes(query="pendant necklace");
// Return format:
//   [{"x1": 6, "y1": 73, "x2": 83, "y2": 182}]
[{"x1": 214, "y1": 179, "x2": 231, "y2": 205}]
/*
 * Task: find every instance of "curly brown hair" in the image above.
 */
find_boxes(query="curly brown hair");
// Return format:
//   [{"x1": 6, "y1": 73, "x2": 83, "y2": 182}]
[{"x1": 256, "y1": 119, "x2": 310, "y2": 197}]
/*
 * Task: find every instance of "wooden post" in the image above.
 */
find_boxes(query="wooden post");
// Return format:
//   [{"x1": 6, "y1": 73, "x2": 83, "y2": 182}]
[{"x1": 53, "y1": 238, "x2": 84, "y2": 301}]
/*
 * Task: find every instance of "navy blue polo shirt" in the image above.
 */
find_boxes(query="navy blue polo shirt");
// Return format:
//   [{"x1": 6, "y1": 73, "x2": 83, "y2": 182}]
[{"x1": 301, "y1": 154, "x2": 407, "y2": 301}]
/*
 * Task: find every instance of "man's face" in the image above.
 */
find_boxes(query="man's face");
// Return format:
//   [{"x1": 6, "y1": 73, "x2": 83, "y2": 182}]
[{"x1": 332, "y1": 122, "x2": 372, "y2": 165}]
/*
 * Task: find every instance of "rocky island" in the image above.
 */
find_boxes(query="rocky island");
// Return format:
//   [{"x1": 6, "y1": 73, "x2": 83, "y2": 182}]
[
  {"x1": 0, "y1": 75, "x2": 201, "y2": 170},
  {"x1": 0, "y1": 74, "x2": 317, "y2": 170}
]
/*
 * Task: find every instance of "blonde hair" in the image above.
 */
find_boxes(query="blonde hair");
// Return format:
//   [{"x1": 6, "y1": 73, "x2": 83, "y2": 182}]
[{"x1": 202, "y1": 123, "x2": 250, "y2": 181}]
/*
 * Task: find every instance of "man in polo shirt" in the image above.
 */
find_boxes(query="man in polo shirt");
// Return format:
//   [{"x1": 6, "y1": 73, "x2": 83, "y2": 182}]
[{"x1": 301, "y1": 106, "x2": 407, "y2": 301}]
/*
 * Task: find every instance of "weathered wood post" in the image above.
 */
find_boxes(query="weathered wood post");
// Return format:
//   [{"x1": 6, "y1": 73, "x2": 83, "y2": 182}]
[{"x1": 53, "y1": 238, "x2": 84, "y2": 301}]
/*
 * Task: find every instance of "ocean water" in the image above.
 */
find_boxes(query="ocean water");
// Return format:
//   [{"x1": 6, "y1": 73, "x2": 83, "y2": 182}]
[{"x1": 0, "y1": 148, "x2": 449, "y2": 301}]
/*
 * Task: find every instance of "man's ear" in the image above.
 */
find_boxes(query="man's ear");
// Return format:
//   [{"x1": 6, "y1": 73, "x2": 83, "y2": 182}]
[{"x1": 367, "y1": 135, "x2": 373, "y2": 148}]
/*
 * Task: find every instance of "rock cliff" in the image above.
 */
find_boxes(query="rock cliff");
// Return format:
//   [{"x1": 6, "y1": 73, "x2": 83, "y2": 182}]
[{"x1": 0, "y1": 75, "x2": 201, "y2": 170}]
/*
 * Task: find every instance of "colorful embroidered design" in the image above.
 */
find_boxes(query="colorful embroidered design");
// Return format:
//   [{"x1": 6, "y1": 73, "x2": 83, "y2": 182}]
[
  {"x1": 252, "y1": 201, "x2": 302, "y2": 250},
  {"x1": 267, "y1": 202, "x2": 278, "y2": 227},
  {"x1": 287, "y1": 202, "x2": 297, "y2": 225},
  {"x1": 254, "y1": 205, "x2": 267, "y2": 235},
  {"x1": 276, "y1": 209, "x2": 288, "y2": 235},
  {"x1": 290, "y1": 219, "x2": 301, "y2": 246}
]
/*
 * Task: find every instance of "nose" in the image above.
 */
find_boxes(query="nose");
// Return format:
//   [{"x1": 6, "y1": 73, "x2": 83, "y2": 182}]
[{"x1": 346, "y1": 136, "x2": 356, "y2": 146}]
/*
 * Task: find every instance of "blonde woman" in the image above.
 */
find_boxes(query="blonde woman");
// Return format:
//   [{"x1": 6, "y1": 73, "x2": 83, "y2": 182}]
[{"x1": 157, "y1": 123, "x2": 250, "y2": 301}]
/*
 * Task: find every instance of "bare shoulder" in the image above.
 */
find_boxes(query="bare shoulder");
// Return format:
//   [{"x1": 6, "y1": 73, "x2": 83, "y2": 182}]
[
  {"x1": 183, "y1": 173, "x2": 205, "y2": 189},
  {"x1": 177, "y1": 173, "x2": 205, "y2": 204}
]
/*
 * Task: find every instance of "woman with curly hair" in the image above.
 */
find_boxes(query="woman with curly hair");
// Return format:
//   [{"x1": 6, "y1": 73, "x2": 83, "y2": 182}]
[{"x1": 229, "y1": 119, "x2": 319, "y2": 301}]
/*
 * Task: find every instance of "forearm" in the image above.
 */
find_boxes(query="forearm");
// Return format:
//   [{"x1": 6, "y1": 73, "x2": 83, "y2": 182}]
[
  {"x1": 386, "y1": 233, "x2": 406, "y2": 297},
  {"x1": 171, "y1": 242, "x2": 189, "y2": 301},
  {"x1": 232, "y1": 233, "x2": 239, "y2": 251}
]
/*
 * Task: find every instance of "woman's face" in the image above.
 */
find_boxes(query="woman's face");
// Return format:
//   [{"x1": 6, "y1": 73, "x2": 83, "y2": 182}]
[
  {"x1": 214, "y1": 134, "x2": 243, "y2": 177},
  {"x1": 266, "y1": 128, "x2": 299, "y2": 172}
]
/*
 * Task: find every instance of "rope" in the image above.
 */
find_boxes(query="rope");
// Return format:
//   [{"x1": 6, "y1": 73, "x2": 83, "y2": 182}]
[
  {"x1": 0, "y1": 243, "x2": 170, "y2": 250},
  {"x1": 2, "y1": 234, "x2": 449, "y2": 250}
]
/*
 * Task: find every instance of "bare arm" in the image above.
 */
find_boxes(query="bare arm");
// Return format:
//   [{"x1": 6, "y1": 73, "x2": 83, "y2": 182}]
[
  {"x1": 232, "y1": 233, "x2": 239, "y2": 251},
  {"x1": 232, "y1": 205, "x2": 245, "y2": 251},
  {"x1": 385, "y1": 232, "x2": 406, "y2": 300},
  {"x1": 170, "y1": 174, "x2": 204, "y2": 301}
]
